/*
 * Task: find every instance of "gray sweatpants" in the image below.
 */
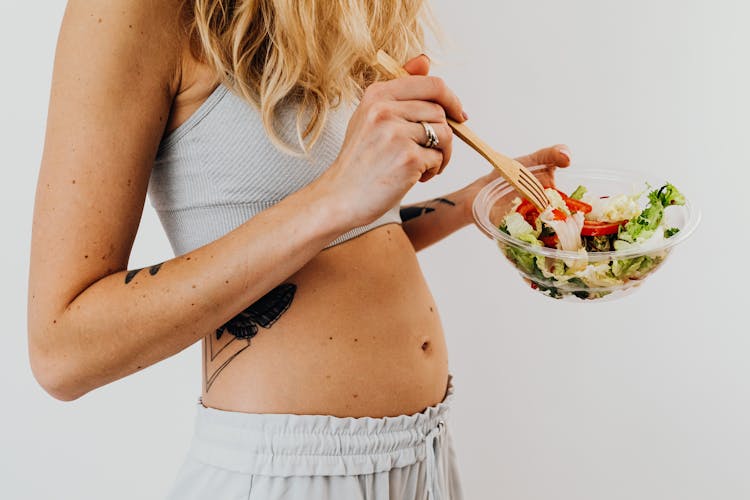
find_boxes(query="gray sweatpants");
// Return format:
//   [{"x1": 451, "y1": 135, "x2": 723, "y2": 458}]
[{"x1": 165, "y1": 376, "x2": 463, "y2": 500}]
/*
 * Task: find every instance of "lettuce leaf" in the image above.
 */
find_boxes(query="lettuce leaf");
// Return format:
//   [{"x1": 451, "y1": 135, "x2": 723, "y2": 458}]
[
  {"x1": 611, "y1": 255, "x2": 659, "y2": 279},
  {"x1": 617, "y1": 183, "x2": 685, "y2": 245},
  {"x1": 570, "y1": 185, "x2": 587, "y2": 200}
]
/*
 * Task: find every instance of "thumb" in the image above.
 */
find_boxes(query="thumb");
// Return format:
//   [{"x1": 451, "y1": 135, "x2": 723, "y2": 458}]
[
  {"x1": 403, "y1": 53, "x2": 430, "y2": 76},
  {"x1": 515, "y1": 144, "x2": 572, "y2": 168}
]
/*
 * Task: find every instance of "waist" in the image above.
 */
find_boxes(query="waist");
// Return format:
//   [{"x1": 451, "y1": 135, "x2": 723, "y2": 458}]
[
  {"x1": 200, "y1": 224, "x2": 449, "y2": 417},
  {"x1": 189, "y1": 375, "x2": 455, "y2": 476}
]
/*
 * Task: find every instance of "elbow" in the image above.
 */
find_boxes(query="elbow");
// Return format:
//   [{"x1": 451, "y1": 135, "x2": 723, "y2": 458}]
[{"x1": 29, "y1": 341, "x2": 88, "y2": 402}]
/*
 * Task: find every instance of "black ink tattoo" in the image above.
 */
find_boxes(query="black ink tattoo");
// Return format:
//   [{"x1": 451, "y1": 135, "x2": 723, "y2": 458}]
[
  {"x1": 400, "y1": 205, "x2": 435, "y2": 222},
  {"x1": 434, "y1": 197, "x2": 456, "y2": 206},
  {"x1": 124, "y1": 269, "x2": 141, "y2": 284},
  {"x1": 215, "y1": 283, "x2": 297, "y2": 340},
  {"x1": 399, "y1": 197, "x2": 455, "y2": 223},
  {"x1": 204, "y1": 283, "x2": 297, "y2": 392},
  {"x1": 124, "y1": 262, "x2": 164, "y2": 284}
]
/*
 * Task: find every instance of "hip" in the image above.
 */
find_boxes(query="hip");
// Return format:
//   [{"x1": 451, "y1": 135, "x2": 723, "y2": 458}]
[{"x1": 167, "y1": 375, "x2": 462, "y2": 500}]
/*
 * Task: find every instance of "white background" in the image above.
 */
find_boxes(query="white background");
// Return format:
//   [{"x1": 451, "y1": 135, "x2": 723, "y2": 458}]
[{"x1": 2, "y1": 1, "x2": 748, "y2": 499}]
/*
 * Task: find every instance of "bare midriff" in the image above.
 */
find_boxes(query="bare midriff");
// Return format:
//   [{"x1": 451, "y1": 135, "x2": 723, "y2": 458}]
[{"x1": 199, "y1": 224, "x2": 449, "y2": 418}]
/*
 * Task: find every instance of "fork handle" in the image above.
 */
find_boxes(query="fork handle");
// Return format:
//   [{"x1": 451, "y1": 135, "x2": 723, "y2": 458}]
[{"x1": 373, "y1": 50, "x2": 547, "y2": 210}]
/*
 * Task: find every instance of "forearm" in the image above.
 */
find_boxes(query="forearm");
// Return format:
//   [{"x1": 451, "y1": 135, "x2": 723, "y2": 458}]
[
  {"x1": 400, "y1": 184, "x2": 475, "y2": 252},
  {"x1": 31, "y1": 181, "x2": 347, "y2": 401}
]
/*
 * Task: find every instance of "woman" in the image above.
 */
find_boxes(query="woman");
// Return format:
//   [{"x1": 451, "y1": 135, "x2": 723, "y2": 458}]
[{"x1": 27, "y1": 0, "x2": 569, "y2": 498}]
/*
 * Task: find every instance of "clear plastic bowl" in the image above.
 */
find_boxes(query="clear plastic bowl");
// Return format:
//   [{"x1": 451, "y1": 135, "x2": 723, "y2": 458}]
[{"x1": 472, "y1": 165, "x2": 701, "y2": 301}]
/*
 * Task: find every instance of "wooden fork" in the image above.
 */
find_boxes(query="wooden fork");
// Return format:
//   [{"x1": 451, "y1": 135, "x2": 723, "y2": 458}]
[{"x1": 373, "y1": 50, "x2": 550, "y2": 211}]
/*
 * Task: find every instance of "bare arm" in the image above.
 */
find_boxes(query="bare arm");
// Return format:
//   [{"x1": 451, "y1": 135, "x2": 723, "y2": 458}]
[
  {"x1": 400, "y1": 146, "x2": 572, "y2": 251},
  {"x1": 27, "y1": 0, "x2": 348, "y2": 401},
  {"x1": 399, "y1": 188, "x2": 474, "y2": 252}
]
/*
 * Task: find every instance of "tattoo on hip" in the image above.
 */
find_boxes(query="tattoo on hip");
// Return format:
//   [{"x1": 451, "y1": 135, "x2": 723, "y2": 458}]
[{"x1": 204, "y1": 283, "x2": 297, "y2": 392}]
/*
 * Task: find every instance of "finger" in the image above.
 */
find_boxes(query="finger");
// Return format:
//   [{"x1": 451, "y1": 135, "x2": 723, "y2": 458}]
[
  {"x1": 534, "y1": 166, "x2": 557, "y2": 189},
  {"x1": 405, "y1": 121, "x2": 453, "y2": 171},
  {"x1": 420, "y1": 168, "x2": 439, "y2": 182},
  {"x1": 403, "y1": 53, "x2": 430, "y2": 76},
  {"x1": 409, "y1": 144, "x2": 443, "y2": 183},
  {"x1": 395, "y1": 100, "x2": 446, "y2": 124},
  {"x1": 515, "y1": 144, "x2": 571, "y2": 168},
  {"x1": 382, "y1": 75, "x2": 467, "y2": 123}
]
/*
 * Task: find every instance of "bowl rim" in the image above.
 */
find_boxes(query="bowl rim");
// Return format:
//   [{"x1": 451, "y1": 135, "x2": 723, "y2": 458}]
[{"x1": 472, "y1": 165, "x2": 702, "y2": 261}]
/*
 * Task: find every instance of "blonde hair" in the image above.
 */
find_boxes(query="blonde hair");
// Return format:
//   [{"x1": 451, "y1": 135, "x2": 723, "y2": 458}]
[{"x1": 184, "y1": 0, "x2": 436, "y2": 155}]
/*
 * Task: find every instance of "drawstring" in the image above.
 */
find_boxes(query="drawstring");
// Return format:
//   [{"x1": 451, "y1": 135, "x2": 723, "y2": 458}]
[{"x1": 424, "y1": 419, "x2": 446, "y2": 500}]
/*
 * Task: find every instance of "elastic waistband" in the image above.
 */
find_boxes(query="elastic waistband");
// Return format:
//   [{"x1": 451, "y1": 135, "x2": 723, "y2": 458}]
[{"x1": 186, "y1": 376, "x2": 454, "y2": 477}]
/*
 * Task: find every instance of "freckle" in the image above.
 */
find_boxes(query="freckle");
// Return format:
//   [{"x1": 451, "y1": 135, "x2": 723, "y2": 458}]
[
  {"x1": 71, "y1": 179, "x2": 76, "y2": 184},
  {"x1": 53, "y1": 320, "x2": 56, "y2": 324},
  {"x1": 186, "y1": 256, "x2": 191, "y2": 260},
  {"x1": 191, "y1": 303, "x2": 195, "y2": 306},
  {"x1": 421, "y1": 341, "x2": 430, "y2": 351},
  {"x1": 329, "y1": 336, "x2": 333, "y2": 340},
  {"x1": 352, "y1": 394, "x2": 358, "y2": 398},
  {"x1": 354, "y1": 338, "x2": 358, "y2": 342},
  {"x1": 192, "y1": 284, "x2": 196, "y2": 288},
  {"x1": 84, "y1": 255, "x2": 88, "y2": 259},
  {"x1": 225, "y1": 280, "x2": 229, "y2": 284},
  {"x1": 429, "y1": 306, "x2": 434, "y2": 312},
  {"x1": 127, "y1": 179, "x2": 132, "y2": 186},
  {"x1": 134, "y1": 281, "x2": 139, "y2": 285},
  {"x1": 129, "y1": 24, "x2": 132, "y2": 28},
  {"x1": 326, "y1": 375, "x2": 331, "y2": 379},
  {"x1": 98, "y1": 18, "x2": 102, "y2": 23},
  {"x1": 387, "y1": 229, "x2": 391, "y2": 234},
  {"x1": 137, "y1": 365, "x2": 142, "y2": 370}
]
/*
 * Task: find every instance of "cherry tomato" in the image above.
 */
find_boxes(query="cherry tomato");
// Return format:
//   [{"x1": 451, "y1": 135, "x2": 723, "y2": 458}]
[
  {"x1": 581, "y1": 220, "x2": 627, "y2": 236},
  {"x1": 516, "y1": 199, "x2": 540, "y2": 225},
  {"x1": 552, "y1": 209, "x2": 567, "y2": 221},
  {"x1": 553, "y1": 188, "x2": 593, "y2": 213},
  {"x1": 541, "y1": 234, "x2": 559, "y2": 247},
  {"x1": 565, "y1": 198, "x2": 593, "y2": 214}
]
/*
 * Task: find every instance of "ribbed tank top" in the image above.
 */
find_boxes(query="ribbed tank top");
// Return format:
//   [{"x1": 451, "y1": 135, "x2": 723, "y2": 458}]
[{"x1": 147, "y1": 83, "x2": 402, "y2": 257}]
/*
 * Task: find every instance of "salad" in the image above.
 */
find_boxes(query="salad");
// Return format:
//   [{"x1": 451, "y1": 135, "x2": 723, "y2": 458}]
[{"x1": 498, "y1": 182, "x2": 686, "y2": 300}]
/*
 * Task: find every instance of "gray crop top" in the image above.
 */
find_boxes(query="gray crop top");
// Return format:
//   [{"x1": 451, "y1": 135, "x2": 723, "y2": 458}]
[{"x1": 147, "y1": 83, "x2": 402, "y2": 257}]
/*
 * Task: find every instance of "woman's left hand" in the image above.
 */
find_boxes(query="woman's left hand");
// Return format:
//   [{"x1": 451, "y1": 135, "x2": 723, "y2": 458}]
[{"x1": 461, "y1": 144, "x2": 572, "y2": 223}]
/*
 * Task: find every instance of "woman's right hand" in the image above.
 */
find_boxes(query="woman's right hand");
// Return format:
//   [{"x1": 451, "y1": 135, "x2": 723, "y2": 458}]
[{"x1": 317, "y1": 66, "x2": 468, "y2": 229}]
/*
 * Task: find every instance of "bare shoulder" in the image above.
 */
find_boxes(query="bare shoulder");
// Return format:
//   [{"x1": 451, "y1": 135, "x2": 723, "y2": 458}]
[{"x1": 57, "y1": 0, "x2": 186, "y2": 92}]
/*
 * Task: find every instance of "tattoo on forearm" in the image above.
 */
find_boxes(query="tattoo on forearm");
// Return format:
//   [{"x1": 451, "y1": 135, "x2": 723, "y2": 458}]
[
  {"x1": 399, "y1": 197, "x2": 456, "y2": 223},
  {"x1": 124, "y1": 262, "x2": 164, "y2": 284},
  {"x1": 434, "y1": 198, "x2": 456, "y2": 206},
  {"x1": 204, "y1": 283, "x2": 297, "y2": 392},
  {"x1": 400, "y1": 205, "x2": 435, "y2": 222}
]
